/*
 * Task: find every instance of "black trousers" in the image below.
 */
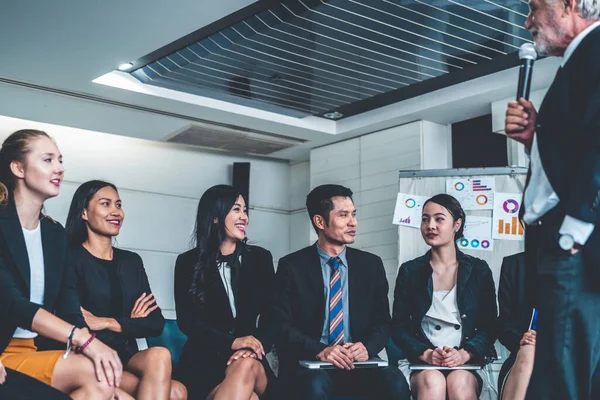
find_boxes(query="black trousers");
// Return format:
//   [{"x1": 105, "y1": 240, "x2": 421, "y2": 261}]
[
  {"x1": 279, "y1": 365, "x2": 410, "y2": 400},
  {"x1": 0, "y1": 368, "x2": 69, "y2": 400},
  {"x1": 524, "y1": 219, "x2": 600, "y2": 400}
]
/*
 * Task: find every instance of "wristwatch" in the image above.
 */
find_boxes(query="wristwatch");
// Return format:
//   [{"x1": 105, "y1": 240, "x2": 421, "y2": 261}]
[{"x1": 558, "y1": 233, "x2": 575, "y2": 251}]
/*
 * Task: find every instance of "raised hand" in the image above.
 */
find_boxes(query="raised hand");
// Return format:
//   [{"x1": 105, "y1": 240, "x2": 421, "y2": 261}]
[{"x1": 520, "y1": 330, "x2": 536, "y2": 347}]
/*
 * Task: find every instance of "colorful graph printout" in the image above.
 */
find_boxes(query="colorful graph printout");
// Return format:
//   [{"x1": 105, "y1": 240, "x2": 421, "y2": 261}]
[
  {"x1": 446, "y1": 177, "x2": 495, "y2": 210},
  {"x1": 456, "y1": 216, "x2": 493, "y2": 251},
  {"x1": 392, "y1": 193, "x2": 429, "y2": 229},
  {"x1": 493, "y1": 192, "x2": 525, "y2": 241}
]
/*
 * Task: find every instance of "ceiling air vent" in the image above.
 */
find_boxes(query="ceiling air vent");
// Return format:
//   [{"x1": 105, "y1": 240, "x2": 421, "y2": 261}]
[{"x1": 165, "y1": 123, "x2": 307, "y2": 155}]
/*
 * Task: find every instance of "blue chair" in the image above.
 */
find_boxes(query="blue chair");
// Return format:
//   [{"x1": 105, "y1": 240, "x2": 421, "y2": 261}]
[
  {"x1": 385, "y1": 338, "x2": 403, "y2": 369},
  {"x1": 146, "y1": 319, "x2": 188, "y2": 368}
]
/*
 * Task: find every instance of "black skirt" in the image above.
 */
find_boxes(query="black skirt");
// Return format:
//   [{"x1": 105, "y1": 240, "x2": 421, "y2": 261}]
[
  {"x1": 175, "y1": 344, "x2": 276, "y2": 400},
  {"x1": 410, "y1": 367, "x2": 483, "y2": 396}
]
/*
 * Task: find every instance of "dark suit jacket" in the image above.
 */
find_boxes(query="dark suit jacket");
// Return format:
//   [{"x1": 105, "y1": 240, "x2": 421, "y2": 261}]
[
  {"x1": 0, "y1": 194, "x2": 84, "y2": 354},
  {"x1": 497, "y1": 252, "x2": 531, "y2": 355},
  {"x1": 66, "y1": 245, "x2": 165, "y2": 362},
  {"x1": 497, "y1": 252, "x2": 532, "y2": 391},
  {"x1": 174, "y1": 244, "x2": 276, "y2": 358},
  {"x1": 273, "y1": 244, "x2": 391, "y2": 373},
  {"x1": 534, "y1": 26, "x2": 600, "y2": 272},
  {"x1": 392, "y1": 250, "x2": 497, "y2": 365}
]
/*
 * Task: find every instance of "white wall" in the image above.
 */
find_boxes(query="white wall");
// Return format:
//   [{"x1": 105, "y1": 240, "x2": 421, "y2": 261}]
[
  {"x1": 0, "y1": 116, "x2": 291, "y2": 318},
  {"x1": 310, "y1": 121, "x2": 451, "y2": 304},
  {"x1": 289, "y1": 162, "x2": 312, "y2": 253}
]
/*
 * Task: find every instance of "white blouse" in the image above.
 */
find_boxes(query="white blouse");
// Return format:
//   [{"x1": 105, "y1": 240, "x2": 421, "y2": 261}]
[
  {"x1": 421, "y1": 285, "x2": 462, "y2": 349},
  {"x1": 218, "y1": 261, "x2": 237, "y2": 318}
]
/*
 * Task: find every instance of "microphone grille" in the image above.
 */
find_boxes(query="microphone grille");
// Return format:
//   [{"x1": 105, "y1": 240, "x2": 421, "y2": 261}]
[{"x1": 519, "y1": 43, "x2": 538, "y2": 61}]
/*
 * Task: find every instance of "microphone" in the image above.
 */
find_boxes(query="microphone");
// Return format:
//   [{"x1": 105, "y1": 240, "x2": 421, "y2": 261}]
[{"x1": 516, "y1": 43, "x2": 538, "y2": 100}]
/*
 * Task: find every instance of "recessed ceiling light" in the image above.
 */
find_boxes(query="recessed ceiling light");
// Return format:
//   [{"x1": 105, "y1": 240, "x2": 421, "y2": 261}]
[
  {"x1": 323, "y1": 111, "x2": 343, "y2": 119},
  {"x1": 118, "y1": 62, "x2": 134, "y2": 71}
]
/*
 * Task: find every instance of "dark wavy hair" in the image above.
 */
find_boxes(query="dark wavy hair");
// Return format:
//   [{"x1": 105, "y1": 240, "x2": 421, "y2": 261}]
[
  {"x1": 66, "y1": 180, "x2": 118, "y2": 246},
  {"x1": 423, "y1": 193, "x2": 466, "y2": 241},
  {"x1": 190, "y1": 184, "x2": 247, "y2": 305}
]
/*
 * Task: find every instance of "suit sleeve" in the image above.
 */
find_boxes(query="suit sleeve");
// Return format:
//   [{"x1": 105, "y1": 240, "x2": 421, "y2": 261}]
[
  {"x1": 497, "y1": 258, "x2": 522, "y2": 353},
  {"x1": 116, "y1": 255, "x2": 165, "y2": 339},
  {"x1": 54, "y1": 249, "x2": 86, "y2": 328},
  {"x1": 462, "y1": 263, "x2": 498, "y2": 363},
  {"x1": 174, "y1": 254, "x2": 235, "y2": 353},
  {"x1": 273, "y1": 257, "x2": 327, "y2": 359},
  {"x1": 564, "y1": 46, "x2": 600, "y2": 226},
  {"x1": 255, "y1": 249, "x2": 279, "y2": 352},
  {"x1": 392, "y1": 263, "x2": 432, "y2": 362},
  {"x1": 362, "y1": 256, "x2": 391, "y2": 358},
  {"x1": 0, "y1": 256, "x2": 40, "y2": 330}
]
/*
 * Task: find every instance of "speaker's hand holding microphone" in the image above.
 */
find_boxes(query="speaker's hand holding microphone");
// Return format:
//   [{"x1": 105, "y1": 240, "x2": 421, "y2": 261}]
[{"x1": 505, "y1": 43, "x2": 538, "y2": 150}]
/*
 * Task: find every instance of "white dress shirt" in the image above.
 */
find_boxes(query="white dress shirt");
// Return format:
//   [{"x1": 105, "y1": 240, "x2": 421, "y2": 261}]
[
  {"x1": 524, "y1": 21, "x2": 600, "y2": 245},
  {"x1": 218, "y1": 261, "x2": 237, "y2": 318}
]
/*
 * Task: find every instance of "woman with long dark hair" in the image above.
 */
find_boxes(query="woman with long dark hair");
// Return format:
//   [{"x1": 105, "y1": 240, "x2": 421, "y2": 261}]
[
  {"x1": 65, "y1": 179, "x2": 187, "y2": 400},
  {"x1": 0, "y1": 129, "x2": 122, "y2": 399},
  {"x1": 392, "y1": 194, "x2": 497, "y2": 400},
  {"x1": 174, "y1": 185, "x2": 276, "y2": 400}
]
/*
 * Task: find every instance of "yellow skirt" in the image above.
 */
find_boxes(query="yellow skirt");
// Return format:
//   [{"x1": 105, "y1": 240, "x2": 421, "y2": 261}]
[{"x1": 0, "y1": 338, "x2": 63, "y2": 386}]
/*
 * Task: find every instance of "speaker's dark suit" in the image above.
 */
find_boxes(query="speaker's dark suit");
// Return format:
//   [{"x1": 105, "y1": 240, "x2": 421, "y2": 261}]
[
  {"x1": 524, "y1": 26, "x2": 600, "y2": 400},
  {"x1": 273, "y1": 244, "x2": 409, "y2": 400}
]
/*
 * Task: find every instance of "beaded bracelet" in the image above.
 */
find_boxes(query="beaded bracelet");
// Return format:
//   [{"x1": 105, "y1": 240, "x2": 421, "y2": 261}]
[{"x1": 75, "y1": 333, "x2": 96, "y2": 354}]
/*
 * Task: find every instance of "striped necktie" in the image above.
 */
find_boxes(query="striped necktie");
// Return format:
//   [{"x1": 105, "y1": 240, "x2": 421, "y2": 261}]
[{"x1": 328, "y1": 257, "x2": 344, "y2": 346}]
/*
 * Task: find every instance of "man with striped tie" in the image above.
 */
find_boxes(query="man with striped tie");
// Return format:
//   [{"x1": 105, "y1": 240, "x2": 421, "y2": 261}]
[{"x1": 273, "y1": 184, "x2": 409, "y2": 400}]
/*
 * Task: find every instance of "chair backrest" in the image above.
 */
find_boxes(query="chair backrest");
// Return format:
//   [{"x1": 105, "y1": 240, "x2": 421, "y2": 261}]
[
  {"x1": 385, "y1": 338, "x2": 404, "y2": 368},
  {"x1": 146, "y1": 319, "x2": 188, "y2": 367}
]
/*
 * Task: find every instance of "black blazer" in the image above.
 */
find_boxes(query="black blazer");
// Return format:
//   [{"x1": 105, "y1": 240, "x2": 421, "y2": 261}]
[
  {"x1": 497, "y1": 252, "x2": 532, "y2": 392},
  {"x1": 0, "y1": 195, "x2": 84, "y2": 354},
  {"x1": 66, "y1": 245, "x2": 165, "y2": 359},
  {"x1": 497, "y1": 252, "x2": 530, "y2": 355},
  {"x1": 174, "y1": 244, "x2": 276, "y2": 355},
  {"x1": 533, "y1": 26, "x2": 600, "y2": 270},
  {"x1": 273, "y1": 244, "x2": 391, "y2": 373},
  {"x1": 392, "y1": 250, "x2": 497, "y2": 365}
]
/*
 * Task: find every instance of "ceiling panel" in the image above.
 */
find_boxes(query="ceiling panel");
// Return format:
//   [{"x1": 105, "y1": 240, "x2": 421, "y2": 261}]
[{"x1": 129, "y1": 0, "x2": 531, "y2": 119}]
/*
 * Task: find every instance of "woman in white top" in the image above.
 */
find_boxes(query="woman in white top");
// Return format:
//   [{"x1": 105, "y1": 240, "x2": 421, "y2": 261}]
[
  {"x1": 0, "y1": 129, "x2": 122, "y2": 399},
  {"x1": 392, "y1": 194, "x2": 498, "y2": 400}
]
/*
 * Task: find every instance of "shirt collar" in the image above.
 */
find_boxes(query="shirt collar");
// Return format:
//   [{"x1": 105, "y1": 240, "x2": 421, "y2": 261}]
[
  {"x1": 316, "y1": 242, "x2": 348, "y2": 269},
  {"x1": 562, "y1": 21, "x2": 600, "y2": 67}
]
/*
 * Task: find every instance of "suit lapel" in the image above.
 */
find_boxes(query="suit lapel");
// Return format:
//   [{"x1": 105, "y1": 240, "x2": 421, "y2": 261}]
[
  {"x1": 346, "y1": 247, "x2": 360, "y2": 337},
  {"x1": 0, "y1": 199, "x2": 30, "y2": 291},
  {"x1": 41, "y1": 217, "x2": 65, "y2": 306},
  {"x1": 456, "y1": 254, "x2": 473, "y2": 308}
]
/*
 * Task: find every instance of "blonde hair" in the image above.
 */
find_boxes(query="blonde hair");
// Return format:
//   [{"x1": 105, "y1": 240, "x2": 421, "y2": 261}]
[{"x1": 0, "y1": 129, "x2": 51, "y2": 205}]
